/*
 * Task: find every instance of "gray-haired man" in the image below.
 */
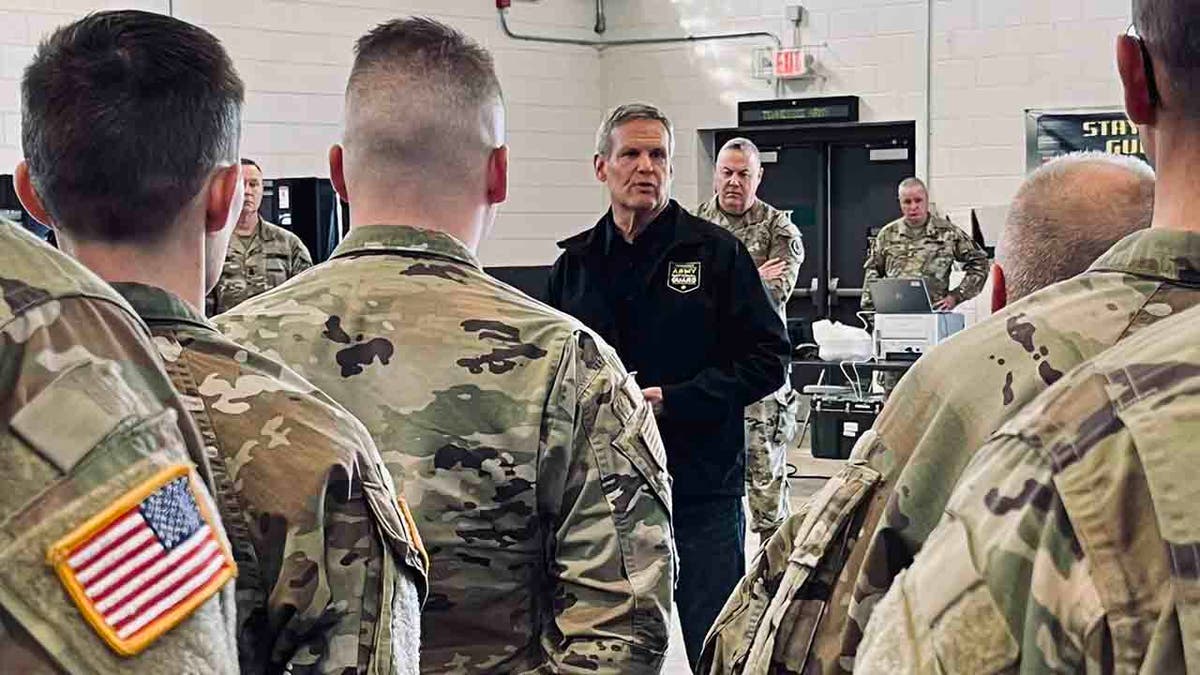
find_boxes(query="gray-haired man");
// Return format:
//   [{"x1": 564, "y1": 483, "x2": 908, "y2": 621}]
[
  {"x1": 547, "y1": 103, "x2": 791, "y2": 667},
  {"x1": 696, "y1": 137, "x2": 803, "y2": 544}
]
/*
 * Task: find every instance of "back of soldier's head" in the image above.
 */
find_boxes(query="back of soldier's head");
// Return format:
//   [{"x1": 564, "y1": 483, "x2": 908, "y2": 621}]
[
  {"x1": 21, "y1": 10, "x2": 243, "y2": 243},
  {"x1": 999, "y1": 152, "x2": 1155, "y2": 301},
  {"x1": 1135, "y1": 0, "x2": 1200, "y2": 119},
  {"x1": 345, "y1": 17, "x2": 503, "y2": 192}
]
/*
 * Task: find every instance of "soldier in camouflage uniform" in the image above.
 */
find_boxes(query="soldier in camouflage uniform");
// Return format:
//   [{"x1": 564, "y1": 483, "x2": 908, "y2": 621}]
[
  {"x1": 699, "y1": 151, "x2": 1183, "y2": 672},
  {"x1": 855, "y1": 5, "x2": 1200, "y2": 670},
  {"x1": 695, "y1": 137, "x2": 803, "y2": 542},
  {"x1": 857, "y1": 298, "x2": 1200, "y2": 673},
  {"x1": 206, "y1": 158, "x2": 312, "y2": 317},
  {"x1": 0, "y1": 218, "x2": 240, "y2": 673},
  {"x1": 217, "y1": 18, "x2": 674, "y2": 673},
  {"x1": 860, "y1": 178, "x2": 988, "y2": 311},
  {"x1": 15, "y1": 11, "x2": 426, "y2": 672}
]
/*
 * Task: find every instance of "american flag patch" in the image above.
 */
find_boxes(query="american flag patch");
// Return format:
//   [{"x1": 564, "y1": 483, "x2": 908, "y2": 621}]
[{"x1": 47, "y1": 465, "x2": 236, "y2": 656}]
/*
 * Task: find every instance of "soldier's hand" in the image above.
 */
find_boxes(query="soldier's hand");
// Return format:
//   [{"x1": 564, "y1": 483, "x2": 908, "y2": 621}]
[
  {"x1": 758, "y1": 258, "x2": 787, "y2": 281},
  {"x1": 934, "y1": 295, "x2": 959, "y2": 310},
  {"x1": 641, "y1": 386, "x2": 664, "y2": 416}
]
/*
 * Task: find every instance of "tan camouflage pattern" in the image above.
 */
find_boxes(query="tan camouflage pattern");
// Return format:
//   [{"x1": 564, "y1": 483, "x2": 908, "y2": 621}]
[
  {"x1": 699, "y1": 228, "x2": 1200, "y2": 674},
  {"x1": 114, "y1": 281, "x2": 427, "y2": 674},
  {"x1": 856, "y1": 301, "x2": 1200, "y2": 673},
  {"x1": 860, "y1": 214, "x2": 988, "y2": 309},
  {"x1": 206, "y1": 217, "x2": 312, "y2": 316},
  {"x1": 0, "y1": 220, "x2": 239, "y2": 673},
  {"x1": 696, "y1": 196, "x2": 802, "y2": 535},
  {"x1": 699, "y1": 459, "x2": 880, "y2": 674},
  {"x1": 215, "y1": 224, "x2": 676, "y2": 674},
  {"x1": 695, "y1": 196, "x2": 803, "y2": 316}
]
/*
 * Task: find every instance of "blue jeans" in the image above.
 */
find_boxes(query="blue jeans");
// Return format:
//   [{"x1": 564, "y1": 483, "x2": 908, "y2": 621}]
[{"x1": 674, "y1": 497, "x2": 746, "y2": 671}]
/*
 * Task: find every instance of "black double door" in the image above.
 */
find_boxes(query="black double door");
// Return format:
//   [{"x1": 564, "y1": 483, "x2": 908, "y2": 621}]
[{"x1": 713, "y1": 122, "x2": 917, "y2": 335}]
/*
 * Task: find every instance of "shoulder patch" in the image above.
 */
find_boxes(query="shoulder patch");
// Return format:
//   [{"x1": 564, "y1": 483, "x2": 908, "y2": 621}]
[{"x1": 46, "y1": 464, "x2": 236, "y2": 656}]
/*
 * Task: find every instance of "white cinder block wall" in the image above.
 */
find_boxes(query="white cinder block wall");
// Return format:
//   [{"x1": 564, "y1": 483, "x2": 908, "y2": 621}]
[
  {"x1": 600, "y1": 0, "x2": 1131, "y2": 218},
  {"x1": 0, "y1": 0, "x2": 1133, "y2": 266},
  {"x1": 0, "y1": 0, "x2": 607, "y2": 266}
]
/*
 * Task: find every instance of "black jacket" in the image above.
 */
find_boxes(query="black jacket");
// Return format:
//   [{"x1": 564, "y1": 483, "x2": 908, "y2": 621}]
[{"x1": 547, "y1": 200, "x2": 790, "y2": 503}]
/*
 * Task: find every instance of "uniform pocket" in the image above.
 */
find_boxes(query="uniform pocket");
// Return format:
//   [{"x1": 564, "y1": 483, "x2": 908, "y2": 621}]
[{"x1": 771, "y1": 389, "x2": 800, "y2": 448}]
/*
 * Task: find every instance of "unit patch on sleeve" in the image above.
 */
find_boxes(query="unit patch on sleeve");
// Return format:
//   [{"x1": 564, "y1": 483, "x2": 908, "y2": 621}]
[
  {"x1": 667, "y1": 261, "x2": 702, "y2": 294},
  {"x1": 47, "y1": 464, "x2": 236, "y2": 656}
]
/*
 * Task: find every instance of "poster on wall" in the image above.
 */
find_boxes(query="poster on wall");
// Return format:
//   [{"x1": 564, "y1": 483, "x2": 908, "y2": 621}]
[{"x1": 1025, "y1": 109, "x2": 1147, "y2": 172}]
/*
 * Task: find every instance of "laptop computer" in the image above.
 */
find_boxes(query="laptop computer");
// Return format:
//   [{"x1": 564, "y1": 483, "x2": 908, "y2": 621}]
[{"x1": 868, "y1": 278, "x2": 933, "y2": 314}]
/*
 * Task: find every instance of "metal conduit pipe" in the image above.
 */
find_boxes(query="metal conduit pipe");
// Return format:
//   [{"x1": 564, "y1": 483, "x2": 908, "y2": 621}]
[
  {"x1": 497, "y1": 4, "x2": 782, "y2": 52},
  {"x1": 594, "y1": 0, "x2": 606, "y2": 35}
]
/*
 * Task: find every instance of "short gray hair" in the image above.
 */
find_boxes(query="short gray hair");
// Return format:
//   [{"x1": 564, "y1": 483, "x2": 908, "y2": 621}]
[
  {"x1": 999, "y1": 151, "x2": 1155, "y2": 302},
  {"x1": 596, "y1": 103, "x2": 674, "y2": 158},
  {"x1": 718, "y1": 137, "x2": 761, "y2": 166},
  {"x1": 898, "y1": 177, "x2": 927, "y2": 194}
]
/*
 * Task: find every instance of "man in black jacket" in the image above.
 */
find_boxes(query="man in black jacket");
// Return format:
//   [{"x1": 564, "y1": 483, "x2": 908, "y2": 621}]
[{"x1": 547, "y1": 102, "x2": 791, "y2": 668}]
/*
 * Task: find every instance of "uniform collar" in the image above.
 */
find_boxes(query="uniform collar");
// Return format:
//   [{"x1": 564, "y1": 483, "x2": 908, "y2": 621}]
[
  {"x1": 256, "y1": 217, "x2": 278, "y2": 241},
  {"x1": 237, "y1": 216, "x2": 270, "y2": 242},
  {"x1": 703, "y1": 195, "x2": 766, "y2": 224},
  {"x1": 330, "y1": 224, "x2": 481, "y2": 269},
  {"x1": 1088, "y1": 228, "x2": 1200, "y2": 284},
  {"x1": 111, "y1": 282, "x2": 213, "y2": 332},
  {"x1": 899, "y1": 214, "x2": 932, "y2": 237},
  {"x1": 560, "y1": 199, "x2": 700, "y2": 254}
]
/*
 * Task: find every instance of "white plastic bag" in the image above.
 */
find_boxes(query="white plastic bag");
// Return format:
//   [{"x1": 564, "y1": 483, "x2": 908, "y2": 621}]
[{"x1": 812, "y1": 320, "x2": 873, "y2": 362}]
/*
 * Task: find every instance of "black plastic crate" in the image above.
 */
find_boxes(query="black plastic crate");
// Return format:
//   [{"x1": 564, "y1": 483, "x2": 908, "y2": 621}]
[{"x1": 810, "y1": 396, "x2": 883, "y2": 459}]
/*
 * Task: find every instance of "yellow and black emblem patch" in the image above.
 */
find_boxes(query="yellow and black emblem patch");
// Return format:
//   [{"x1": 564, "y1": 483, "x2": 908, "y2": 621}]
[{"x1": 667, "y1": 262, "x2": 701, "y2": 294}]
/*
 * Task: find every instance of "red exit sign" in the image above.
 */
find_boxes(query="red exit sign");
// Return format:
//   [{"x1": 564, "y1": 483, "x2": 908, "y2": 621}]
[{"x1": 773, "y1": 48, "x2": 808, "y2": 79}]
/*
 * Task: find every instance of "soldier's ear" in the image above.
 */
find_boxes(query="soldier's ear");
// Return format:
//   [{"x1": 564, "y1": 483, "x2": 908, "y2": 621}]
[
  {"x1": 205, "y1": 163, "x2": 242, "y2": 235},
  {"x1": 486, "y1": 145, "x2": 508, "y2": 205},
  {"x1": 329, "y1": 144, "x2": 350, "y2": 204},
  {"x1": 991, "y1": 264, "x2": 1007, "y2": 312},
  {"x1": 14, "y1": 161, "x2": 53, "y2": 226}
]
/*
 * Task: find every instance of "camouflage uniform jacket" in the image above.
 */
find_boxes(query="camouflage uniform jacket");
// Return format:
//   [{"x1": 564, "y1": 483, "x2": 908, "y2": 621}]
[
  {"x1": 0, "y1": 221, "x2": 239, "y2": 673},
  {"x1": 215, "y1": 224, "x2": 676, "y2": 674},
  {"x1": 206, "y1": 217, "x2": 312, "y2": 316},
  {"x1": 857, "y1": 302, "x2": 1200, "y2": 673},
  {"x1": 115, "y1": 281, "x2": 428, "y2": 674},
  {"x1": 694, "y1": 196, "x2": 804, "y2": 318},
  {"x1": 699, "y1": 228, "x2": 1200, "y2": 674},
  {"x1": 861, "y1": 214, "x2": 988, "y2": 309}
]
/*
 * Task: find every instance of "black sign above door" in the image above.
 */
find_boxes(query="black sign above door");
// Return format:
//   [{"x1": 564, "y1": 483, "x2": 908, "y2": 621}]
[
  {"x1": 1025, "y1": 109, "x2": 1147, "y2": 171},
  {"x1": 739, "y1": 96, "x2": 861, "y2": 127}
]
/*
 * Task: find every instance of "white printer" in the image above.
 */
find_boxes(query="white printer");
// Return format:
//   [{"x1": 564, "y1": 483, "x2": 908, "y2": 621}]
[
  {"x1": 873, "y1": 312, "x2": 964, "y2": 360},
  {"x1": 868, "y1": 278, "x2": 965, "y2": 360}
]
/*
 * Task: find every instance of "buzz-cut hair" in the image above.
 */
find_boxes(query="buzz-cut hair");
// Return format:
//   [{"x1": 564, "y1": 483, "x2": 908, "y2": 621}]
[
  {"x1": 999, "y1": 151, "x2": 1155, "y2": 302},
  {"x1": 898, "y1": 177, "x2": 927, "y2": 194},
  {"x1": 719, "y1": 137, "x2": 761, "y2": 165},
  {"x1": 345, "y1": 17, "x2": 503, "y2": 180},
  {"x1": 1134, "y1": 0, "x2": 1200, "y2": 117},
  {"x1": 596, "y1": 103, "x2": 674, "y2": 159},
  {"x1": 21, "y1": 10, "x2": 243, "y2": 242}
]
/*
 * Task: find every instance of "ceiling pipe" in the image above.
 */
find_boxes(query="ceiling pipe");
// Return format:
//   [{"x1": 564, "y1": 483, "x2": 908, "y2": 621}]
[
  {"x1": 594, "y1": 0, "x2": 606, "y2": 35},
  {"x1": 497, "y1": 2, "x2": 782, "y2": 52}
]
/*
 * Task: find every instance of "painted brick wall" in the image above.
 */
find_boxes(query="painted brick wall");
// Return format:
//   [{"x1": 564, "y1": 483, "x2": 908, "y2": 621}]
[
  {"x1": 0, "y1": 0, "x2": 607, "y2": 265},
  {"x1": 600, "y1": 0, "x2": 1130, "y2": 218},
  {"x1": 0, "y1": 1, "x2": 1135, "y2": 266}
]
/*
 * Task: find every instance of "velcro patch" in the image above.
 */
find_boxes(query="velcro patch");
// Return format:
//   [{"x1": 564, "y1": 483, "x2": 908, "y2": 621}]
[{"x1": 47, "y1": 465, "x2": 236, "y2": 656}]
